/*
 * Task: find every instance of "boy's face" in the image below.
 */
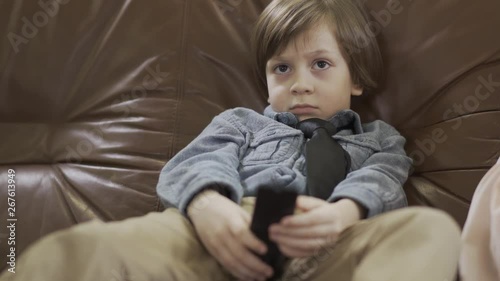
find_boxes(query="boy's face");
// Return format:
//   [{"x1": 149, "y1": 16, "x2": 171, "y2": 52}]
[{"x1": 265, "y1": 22, "x2": 362, "y2": 121}]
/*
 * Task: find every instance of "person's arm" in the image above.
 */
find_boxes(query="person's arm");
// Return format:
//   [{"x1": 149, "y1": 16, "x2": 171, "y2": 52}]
[
  {"x1": 156, "y1": 109, "x2": 246, "y2": 216},
  {"x1": 329, "y1": 123, "x2": 413, "y2": 218},
  {"x1": 268, "y1": 125, "x2": 412, "y2": 258}
]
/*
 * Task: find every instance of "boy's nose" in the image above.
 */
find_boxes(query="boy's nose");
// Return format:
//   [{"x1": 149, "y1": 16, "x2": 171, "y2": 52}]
[{"x1": 290, "y1": 74, "x2": 313, "y2": 95}]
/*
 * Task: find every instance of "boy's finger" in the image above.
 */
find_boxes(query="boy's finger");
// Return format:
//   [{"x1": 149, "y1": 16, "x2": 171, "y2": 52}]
[
  {"x1": 295, "y1": 195, "x2": 327, "y2": 212},
  {"x1": 214, "y1": 243, "x2": 255, "y2": 280},
  {"x1": 240, "y1": 231, "x2": 274, "y2": 276},
  {"x1": 222, "y1": 234, "x2": 271, "y2": 280},
  {"x1": 240, "y1": 249, "x2": 274, "y2": 280},
  {"x1": 242, "y1": 229, "x2": 268, "y2": 255},
  {"x1": 271, "y1": 232, "x2": 327, "y2": 252},
  {"x1": 270, "y1": 223, "x2": 329, "y2": 239},
  {"x1": 240, "y1": 210, "x2": 251, "y2": 224},
  {"x1": 282, "y1": 209, "x2": 324, "y2": 226}
]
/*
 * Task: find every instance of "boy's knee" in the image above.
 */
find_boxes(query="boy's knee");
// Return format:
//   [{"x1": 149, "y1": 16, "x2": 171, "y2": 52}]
[
  {"x1": 48, "y1": 220, "x2": 110, "y2": 249},
  {"x1": 407, "y1": 207, "x2": 459, "y2": 226},
  {"x1": 402, "y1": 207, "x2": 461, "y2": 242},
  {"x1": 15, "y1": 220, "x2": 110, "y2": 270}
]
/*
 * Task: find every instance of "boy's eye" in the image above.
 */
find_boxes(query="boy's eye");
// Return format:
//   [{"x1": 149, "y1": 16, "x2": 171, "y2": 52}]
[
  {"x1": 274, "y1": 65, "x2": 290, "y2": 74},
  {"x1": 313, "y1": 60, "x2": 330, "y2": 70}
]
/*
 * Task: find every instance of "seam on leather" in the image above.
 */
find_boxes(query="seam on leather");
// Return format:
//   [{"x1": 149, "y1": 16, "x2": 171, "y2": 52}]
[{"x1": 169, "y1": 0, "x2": 191, "y2": 159}]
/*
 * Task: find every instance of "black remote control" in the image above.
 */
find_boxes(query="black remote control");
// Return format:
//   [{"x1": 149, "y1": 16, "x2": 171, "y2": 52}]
[{"x1": 250, "y1": 186, "x2": 298, "y2": 280}]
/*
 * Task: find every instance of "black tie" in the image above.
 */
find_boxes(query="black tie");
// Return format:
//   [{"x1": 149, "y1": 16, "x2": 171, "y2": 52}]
[{"x1": 296, "y1": 118, "x2": 351, "y2": 200}]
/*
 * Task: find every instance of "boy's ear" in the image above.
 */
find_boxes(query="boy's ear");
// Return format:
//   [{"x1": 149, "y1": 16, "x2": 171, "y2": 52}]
[{"x1": 351, "y1": 84, "x2": 363, "y2": 96}]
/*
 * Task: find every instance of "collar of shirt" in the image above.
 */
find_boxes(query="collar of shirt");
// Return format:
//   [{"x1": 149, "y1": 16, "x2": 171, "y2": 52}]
[{"x1": 263, "y1": 105, "x2": 364, "y2": 135}]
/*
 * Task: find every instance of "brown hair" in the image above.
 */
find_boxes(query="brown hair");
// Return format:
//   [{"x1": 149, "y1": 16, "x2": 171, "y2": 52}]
[{"x1": 251, "y1": 0, "x2": 383, "y2": 93}]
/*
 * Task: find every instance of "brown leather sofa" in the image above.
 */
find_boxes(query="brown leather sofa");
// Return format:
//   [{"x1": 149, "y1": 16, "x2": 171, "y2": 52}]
[{"x1": 1, "y1": 0, "x2": 499, "y2": 275}]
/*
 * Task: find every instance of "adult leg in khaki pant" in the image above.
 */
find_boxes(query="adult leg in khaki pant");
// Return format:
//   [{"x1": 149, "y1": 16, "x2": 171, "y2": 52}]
[{"x1": 0, "y1": 199, "x2": 460, "y2": 281}]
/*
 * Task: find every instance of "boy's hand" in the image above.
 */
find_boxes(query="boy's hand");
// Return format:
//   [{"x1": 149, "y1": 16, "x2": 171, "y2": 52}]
[
  {"x1": 187, "y1": 190, "x2": 274, "y2": 281},
  {"x1": 269, "y1": 195, "x2": 364, "y2": 258}
]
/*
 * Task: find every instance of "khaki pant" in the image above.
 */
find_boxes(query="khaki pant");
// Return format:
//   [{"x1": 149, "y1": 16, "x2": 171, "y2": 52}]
[{"x1": 0, "y1": 200, "x2": 460, "y2": 281}]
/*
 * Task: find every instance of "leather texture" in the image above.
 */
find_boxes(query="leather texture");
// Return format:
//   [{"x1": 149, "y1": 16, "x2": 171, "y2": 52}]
[{"x1": 0, "y1": 0, "x2": 499, "y2": 271}]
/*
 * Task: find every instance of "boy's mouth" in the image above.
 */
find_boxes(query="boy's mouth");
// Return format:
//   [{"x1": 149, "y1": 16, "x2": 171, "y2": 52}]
[{"x1": 290, "y1": 104, "x2": 318, "y2": 115}]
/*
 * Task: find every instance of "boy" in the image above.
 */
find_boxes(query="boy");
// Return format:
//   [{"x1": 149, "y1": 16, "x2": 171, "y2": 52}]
[
  {"x1": 157, "y1": 0, "x2": 461, "y2": 280},
  {"x1": 0, "y1": 0, "x2": 460, "y2": 281}
]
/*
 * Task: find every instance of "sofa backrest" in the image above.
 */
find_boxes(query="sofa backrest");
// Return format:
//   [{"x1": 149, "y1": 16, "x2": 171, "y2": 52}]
[{"x1": 358, "y1": 0, "x2": 500, "y2": 226}]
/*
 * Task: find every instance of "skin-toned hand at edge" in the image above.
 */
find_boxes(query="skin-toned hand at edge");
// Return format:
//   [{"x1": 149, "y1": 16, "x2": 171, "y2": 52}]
[{"x1": 187, "y1": 189, "x2": 365, "y2": 281}]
